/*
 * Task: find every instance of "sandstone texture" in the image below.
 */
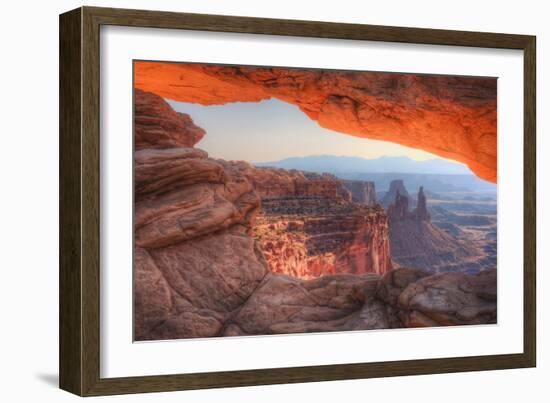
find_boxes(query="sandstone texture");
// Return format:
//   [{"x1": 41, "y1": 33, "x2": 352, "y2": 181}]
[
  {"x1": 377, "y1": 268, "x2": 497, "y2": 327},
  {"x1": 226, "y1": 273, "x2": 392, "y2": 335},
  {"x1": 387, "y1": 184, "x2": 482, "y2": 272},
  {"x1": 253, "y1": 203, "x2": 393, "y2": 279},
  {"x1": 134, "y1": 62, "x2": 497, "y2": 182},
  {"x1": 380, "y1": 179, "x2": 411, "y2": 207},
  {"x1": 230, "y1": 163, "x2": 353, "y2": 202},
  {"x1": 342, "y1": 180, "x2": 377, "y2": 206},
  {"x1": 230, "y1": 164, "x2": 393, "y2": 279},
  {"x1": 133, "y1": 90, "x2": 497, "y2": 341},
  {"x1": 134, "y1": 89, "x2": 205, "y2": 150}
]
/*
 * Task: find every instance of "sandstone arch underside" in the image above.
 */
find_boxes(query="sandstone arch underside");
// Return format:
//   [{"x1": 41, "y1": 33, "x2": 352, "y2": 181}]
[{"x1": 134, "y1": 62, "x2": 497, "y2": 183}]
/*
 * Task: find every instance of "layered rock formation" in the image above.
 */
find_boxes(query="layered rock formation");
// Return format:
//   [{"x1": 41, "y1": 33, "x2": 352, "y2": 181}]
[
  {"x1": 229, "y1": 164, "x2": 392, "y2": 279},
  {"x1": 134, "y1": 88, "x2": 205, "y2": 149},
  {"x1": 225, "y1": 274, "x2": 394, "y2": 335},
  {"x1": 229, "y1": 163, "x2": 352, "y2": 202},
  {"x1": 134, "y1": 62, "x2": 497, "y2": 182},
  {"x1": 134, "y1": 91, "x2": 268, "y2": 340},
  {"x1": 225, "y1": 266, "x2": 497, "y2": 336},
  {"x1": 415, "y1": 186, "x2": 430, "y2": 221},
  {"x1": 387, "y1": 184, "x2": 480, "y2": 272},
  {"x1": 376, "y1": 268, "x2": 497, "y2": 327},
  {"x1": 253, "y1": 201, "x2": 392, "y2": 278},
  {"x1": 381, "y1": 179, "x2": 411, "y2": 207},
  {"x1": 133, "y1": 89, "x2": 496, "y2": 341},
  {"x1": 132, "y1": 89, "x2": 391, "y2": 340},
  {"x1": 342, "y1": 180, "x2": 377, "y2": 205}
]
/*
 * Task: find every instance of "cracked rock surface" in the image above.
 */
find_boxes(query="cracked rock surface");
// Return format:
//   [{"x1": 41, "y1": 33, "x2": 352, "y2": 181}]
[
  {"x1": 135, "y1": 63, "x2": 497, "y2": 182},
  {"x1": 133, "y1": 90, "x2": 496, "y2": 341}
]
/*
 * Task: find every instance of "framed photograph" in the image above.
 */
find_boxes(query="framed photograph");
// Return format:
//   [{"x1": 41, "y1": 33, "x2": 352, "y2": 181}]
[{"x1": 59, "y1": 6, "x2": 536, "y2": 396}]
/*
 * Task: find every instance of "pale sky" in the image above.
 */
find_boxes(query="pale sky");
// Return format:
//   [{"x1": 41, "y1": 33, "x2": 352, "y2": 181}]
[{"x1": 168, "y1": 98, "x2": 454, "y2": 164}]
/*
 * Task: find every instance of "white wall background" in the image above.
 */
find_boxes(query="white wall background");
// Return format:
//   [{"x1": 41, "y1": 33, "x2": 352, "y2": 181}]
[{"x1": 0, "y1": 0, "x2": 546, "y2": 401}]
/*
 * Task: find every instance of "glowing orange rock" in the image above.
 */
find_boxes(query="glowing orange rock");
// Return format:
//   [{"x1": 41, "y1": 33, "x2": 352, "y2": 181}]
[{"x1": 134, "y1": 62, "x2": 497, "y2": 183}]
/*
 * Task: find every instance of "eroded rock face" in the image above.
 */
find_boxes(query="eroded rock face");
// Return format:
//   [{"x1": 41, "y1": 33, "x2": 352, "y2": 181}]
[
  {"x1": 381, "y1": 179, "x2": 411, "y2": 207},
  {"x1": 225, "y1": 266, "x2": 497, "y2": 336},
  {"x1": 134, "y1": 62, "x2": 497, "y2": 182},
  {"x1": 226, "y1": 273, "x2": 393, "y2": 335},
  {"x1": 227, "y1": 162, "x2": 352, "y2": 202},
  {"x1": 343, "y1": 180, "x2": 377, "y2": 206},
  {"x1": 229, "y1": 163, "x2": 393, "y2": 278},
  {"x1": 134, "y1": 229, "x2": 269, "y2": 340},
  {"x1": 133, "y1": 145, "x2": 267, "y2": 339},
  {"x1": 415, "y1": 186, "x2": 430, "y2": 221},
  {"x1": 254, "y1": 206, "x2": 393, "y2": 279},
  {"x1": 134, "y1": 89, "x2": 205, "y2": 149},
  {"x1": 133, "y1": 92, "x2": 269, "y2": 339},
  {"x1": 134, "y1": 148, "x2": 260, "y2": 249},
  {"x1": 377, "y1": 268, "x2": 497, "y2": 327},
  {"x1": 133, "y1": 90, "x2": 496, "y2": 340},
  {"x1": 388, "y1": 184, "x2": 480, "y2": 272},
  {"x1": 132, "y1": 92, "x2": 384, "y2": 340},
  {"x1": 376, "y1": 267, "x2": 431, "y2": 307}
]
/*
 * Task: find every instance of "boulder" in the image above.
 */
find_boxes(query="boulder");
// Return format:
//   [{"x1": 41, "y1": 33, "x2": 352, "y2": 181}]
[
  {"x1": 228, "y1": 273, "x2": 388, "y2": 335},
  {"x1": 397, "y1": 269, "x2": 497, "y2": 326},
  {"x1": 134, "y1": 88, "x2": 205, "y2": 149}
]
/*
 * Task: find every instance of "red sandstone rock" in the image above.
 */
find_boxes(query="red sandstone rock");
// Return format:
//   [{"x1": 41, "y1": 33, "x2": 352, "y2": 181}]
[
  {"x1": 134, "y1": 62, "x2": 497, "y2": 182},
  {"x1": 134, "y1": 88, "x2": 205, "y2": 150},
  {"x1": 132, "y1": 90, "x2": 496, "y2": 340},
  {"x1": 134, "y1": 148, "x2": 224, "y2": 196},
  {"x1": 415, "y1": 186, "x2": 430, "y2": 221},
  {"x1": 215, "y1": 161, "x2": 391, "y2": 278},
  {"x1": 397, "y1": 269, "x2": 497, "y2": 326},
  {"x1": 134, "y1": 149, "x2": 260, "y2": 249},
  {"x1": 376, "y1": 267, "x2": 432, "y2": 307},
  {"x1": 387, "y1": 189, "x2": 411, "y2": 222},
  {"x1": 229, "y1": 162, "x2": 393, "y2": 278},
  {"x1": 381, "y1": 179, "x2": 411, "y2": 207},
  {"x1": 377, "y1": 267, "x2": 496, "y2": 327},
  {"x1": 342, "y1": 180, "x2": 377, "y2": 205},
  {"x1": 135, "y1": 227, "x2": 269, "y2": 340},
  {"x1": 224, "y1": 161, "x2": 352, "y2": 202},
  {"x1": 388, "y1": 184, "x2": 480, "y2": 271},
  {"x1": 227, "y1": 273, "x2": 391, "y2": 335}
]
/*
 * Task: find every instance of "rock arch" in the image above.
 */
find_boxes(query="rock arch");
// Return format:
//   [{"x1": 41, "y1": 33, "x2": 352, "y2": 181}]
[{"x1": 134, "y1": 62, "x2": 497, "y2": 183}]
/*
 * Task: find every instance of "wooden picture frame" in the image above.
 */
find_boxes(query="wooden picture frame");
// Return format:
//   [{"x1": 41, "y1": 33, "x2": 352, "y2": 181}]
[{"x1": 59, "y1": 6, "x2": 536, "y2": 396}]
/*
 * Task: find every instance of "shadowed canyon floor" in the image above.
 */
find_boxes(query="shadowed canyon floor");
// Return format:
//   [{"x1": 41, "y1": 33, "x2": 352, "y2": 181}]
[{"x1": 133, "y1": 89, "x2": 497, "y2": 341}]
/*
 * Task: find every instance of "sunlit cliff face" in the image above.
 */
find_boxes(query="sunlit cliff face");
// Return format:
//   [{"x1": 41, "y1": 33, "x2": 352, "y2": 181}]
[{"x1": 134, "y1": 62, "x2": 497, "y2": 183}]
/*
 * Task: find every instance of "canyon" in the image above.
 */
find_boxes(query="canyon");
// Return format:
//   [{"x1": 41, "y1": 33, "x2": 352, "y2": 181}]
[
  {"x1": 227, "y1": 163, "x2": 392, "y2": 278},
  {"x1": 253, "y1": 187, "x2": 392, "y2": 279},
  {"x1": 385, "y1": 180, "x2": 495, "y2": 273},
  {"x1": 133, "y1": 89, "x2": 497, "y2": 340}
]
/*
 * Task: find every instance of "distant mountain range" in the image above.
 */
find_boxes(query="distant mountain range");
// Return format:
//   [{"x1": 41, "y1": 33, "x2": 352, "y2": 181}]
[{"x1": 254, "y1": 155, "x2": 473, "y2": 175}]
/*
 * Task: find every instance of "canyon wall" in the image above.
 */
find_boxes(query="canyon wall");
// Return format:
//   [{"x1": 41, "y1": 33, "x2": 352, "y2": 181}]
[
  {"x1": 134, "y1": 90, "x2": 267, "y2": 339},
  {"x1": 228, "y1": 163, "x2": 352, "y2": 202},
  {"x1": 134, "y1": 62, "x2": 497, "y2": 182},
  {"x1": 227, "y1": 163, "x2": 392, "y2": 278},
  {"x1": 253, "y1": 201, "x2": 392, "y2": 279},
  {"x1": 133, "y1": 89, "x2": 496, "y2": 340},
  {"x1": 342, "y1": 180, "x2": 377, "y2": 205},
  {"x1": 133, "y1": 89, "x2": 396, "y2": 339},
  {"x1": 380, "y1": 179, "x2": 411, "y2": 207},
  {"x1": 387, "y1": 184, "x2": 480, "y2": 272},
  {"x1": 134, "y1": 89, "x2": 205, "y2": 149}
]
